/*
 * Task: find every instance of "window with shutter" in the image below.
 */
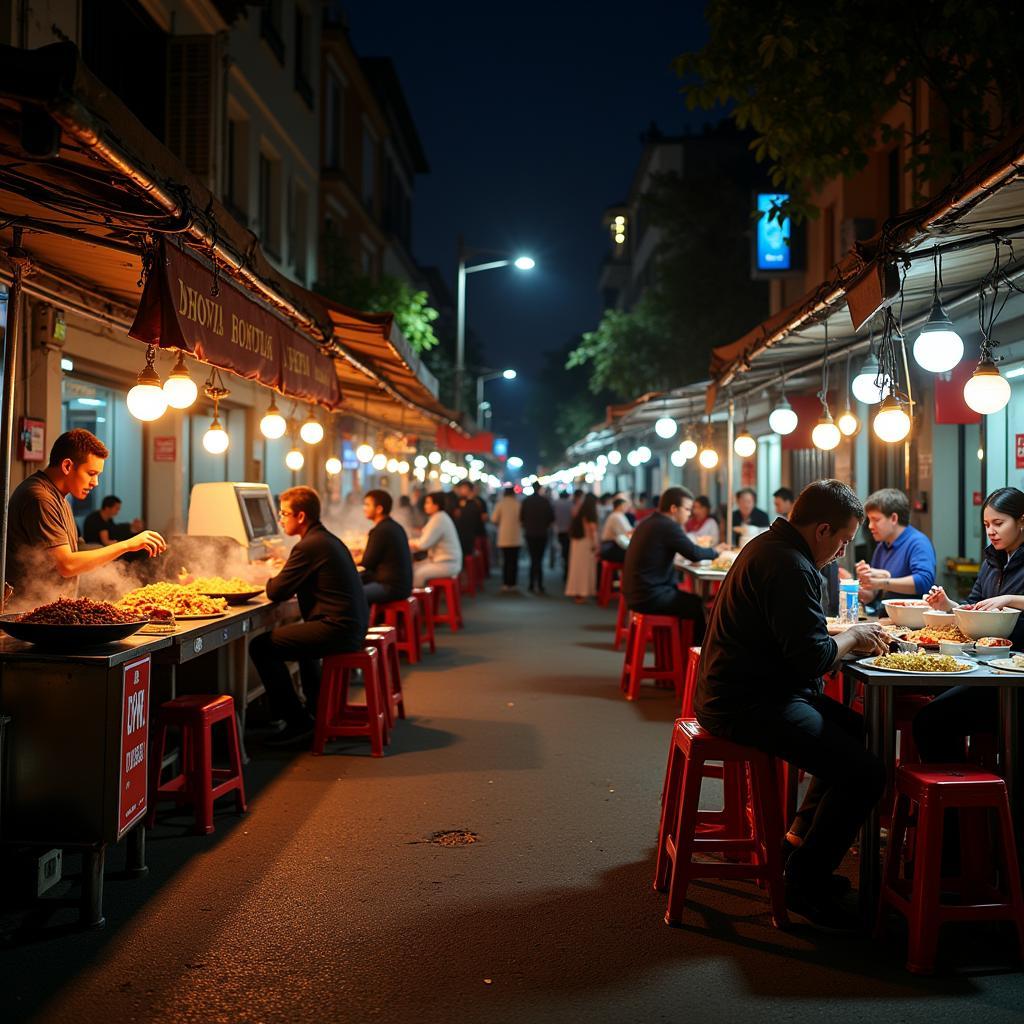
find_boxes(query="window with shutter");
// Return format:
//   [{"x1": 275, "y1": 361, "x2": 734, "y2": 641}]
[{"x1": 166, "y1": 36, "x2": 219, "y2": 188}]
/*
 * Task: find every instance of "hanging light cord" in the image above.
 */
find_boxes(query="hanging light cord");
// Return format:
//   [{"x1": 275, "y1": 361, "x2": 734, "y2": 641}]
[
  {"x1": 817, "y1": 320, "x2": 831, "y2": 415},
  {"x1": 978, "y1": 240, "x2": 1011, "y2": 361}
]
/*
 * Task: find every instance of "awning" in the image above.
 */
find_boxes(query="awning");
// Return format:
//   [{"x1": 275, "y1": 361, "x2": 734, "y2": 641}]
[
  {"x1": 130, "y1": 240, "x2": 341, "y2": 409},
  {"x1": 435, "y1": 424, "x2": 495, "y2": 454}
]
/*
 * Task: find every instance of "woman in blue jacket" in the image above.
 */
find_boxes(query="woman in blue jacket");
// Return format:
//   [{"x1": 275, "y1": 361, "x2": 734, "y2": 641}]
[{"x1": 914, "y1": 486, "x2": 1024, "y2": 760}]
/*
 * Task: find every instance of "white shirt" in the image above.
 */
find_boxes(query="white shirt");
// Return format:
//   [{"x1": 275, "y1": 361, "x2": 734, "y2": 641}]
[
  {"x1": 601, "y1": 510, "x2": 632, "y2": 545},
  {"x1": 686, "y1": 516, "x2": 720, "y2": 545},
  {"x1": 417, "y1": 510, "x2": 461, "y2": 564}
]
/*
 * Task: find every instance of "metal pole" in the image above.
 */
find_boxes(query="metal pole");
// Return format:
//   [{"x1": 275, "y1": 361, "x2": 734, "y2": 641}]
[
  {"x1": 726, "y1": 400, "x2": 735, "y2": 547},
  {"x1": 476, "y1": 374, "x2": 484, "y2": 425},
  {"x1": 0, "y1": 228, "x2": 27, "y2": 604},
  {"x1": 455, "y1": 235, "x2": 466, "y2": 415}
]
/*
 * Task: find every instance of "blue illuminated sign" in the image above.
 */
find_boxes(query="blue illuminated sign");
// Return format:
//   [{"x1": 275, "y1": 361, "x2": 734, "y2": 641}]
[
  {"x1": 756, "y1": 193, "x2": 791, "y2": 272},
  {"x1": 493, "y1": 437, "x2": 509, "y2": 459},
  {"x1": 341, "y1": 440, "x2": 358, "y2": 470}
]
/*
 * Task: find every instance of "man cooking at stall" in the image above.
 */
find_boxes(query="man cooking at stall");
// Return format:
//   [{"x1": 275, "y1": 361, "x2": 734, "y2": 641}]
[{"x1": 5, "y1": 428, "x2": 166, "y2": 605}]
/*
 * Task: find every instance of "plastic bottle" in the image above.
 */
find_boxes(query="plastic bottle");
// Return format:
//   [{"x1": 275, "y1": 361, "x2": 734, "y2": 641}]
[{"x1": 839, "y1": 578, "x2": 860, "y2": 624}]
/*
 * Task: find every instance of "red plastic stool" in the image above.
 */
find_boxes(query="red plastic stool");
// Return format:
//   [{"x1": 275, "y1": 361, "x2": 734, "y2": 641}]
[
  {"x1": 681, "y1": 646, "x2": 702, "y2": 715},
  {"x1": 365, "y1": 626, "x2": 406, "y2": 726},
  {"x1": 654, "y1": 718, "x2": 788, "y2": 928},
  {"x1": 460, "y1": 553, "x2": 479, "y2": 596},
  {"x1": 472, "y1": 550, "x2": 486, "y2": 590},
  {"x1": 411, "y1": 586, "x2": 436, "y2": 654},
  {"x1": 620, "y1": 613, "x2": 692, "y2": 701},
  {"x1": 475, "y1": 534, "x2": 490, "y2": 576},
  {"x1": 147, "y1": 694, "x2": 246, "y2": 834},
  {"x1": 429, "y1": 576, "x2": 463, "y2": 631},
  {"x1": 879, "y1": 763, "x2": 1024, "y2": 973},
  {"x1": 314, "y1": 647, "x2": 387, "y2": 757},
  {"x1": 372, "y1": 596, "x2": 421, "y2": 664},
  {"x1": 597, "y1": 560, "x2": 621, "y2": 607},
  {"x1": 613, "y1": 593, "x2": 630, "y2": 650}
]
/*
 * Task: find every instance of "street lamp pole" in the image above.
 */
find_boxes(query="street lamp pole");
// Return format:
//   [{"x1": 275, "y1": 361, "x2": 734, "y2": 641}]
[{"x1": 475, "y1": 368, "x2": 517, "y2": 428}]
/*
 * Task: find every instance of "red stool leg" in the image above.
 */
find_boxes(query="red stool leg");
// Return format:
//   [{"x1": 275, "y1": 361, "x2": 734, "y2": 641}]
[
  {"x1": 364, "y1": 657, "x2": 386, "y2": 758},
  {"x1": 905, "y1": 792, "x2": 945, "y2": 974},
  {"x1": 748, "y1": 756, "x2": 789, "y2": 928},
  {"x1": 665, "y1": 747, "x2": 705, "y2": 925},
  {"x1": 226, "y1": 710, "x2": 247, "y2": 813},
  {"x1": 655, "y1": 734, "x2": 682, "y2": 892},
  {"x1": 993, "y1": 796, "x2": 1024, "y2": 964},
  {"x1": 195, "y1": 720, "x2": 215, "y2": 835}
]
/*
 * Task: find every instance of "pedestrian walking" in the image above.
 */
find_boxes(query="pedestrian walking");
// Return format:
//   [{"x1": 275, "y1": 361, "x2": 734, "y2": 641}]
[
  {"x1": 491, "y1": 486, "x2": 523, "y2": 591},
  {"x1": 565, "y1": 493, "x2": 599, "y2": 603},
  {"x1": 521, "y1": 485, "x2": 555, "y2": 593},
  {"x1": 553, "y1": 491, "x2": 574, "y2": 579}
]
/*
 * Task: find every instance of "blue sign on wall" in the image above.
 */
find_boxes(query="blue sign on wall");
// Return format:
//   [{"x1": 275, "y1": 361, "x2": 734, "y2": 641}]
[
  {"x1": 341, "y1": 440, "x2": 358, "y2": 469},
  {"x1": 756, "y1": 193, "x2": 791, "y2": 272},
  {"x1": 493, "y1": 437, "x2": 509, "y2": 459}
]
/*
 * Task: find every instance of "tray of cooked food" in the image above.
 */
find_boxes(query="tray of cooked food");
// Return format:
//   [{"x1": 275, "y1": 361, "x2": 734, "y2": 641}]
[
  {"x1": 184, "y1": 575, "x2": 264, "y2": 605},
  {"x1": 708, "y1": 553, "x2": 737, "y2": 571},
  {"x1": 116, "y1": 582, "x2": 228, "y2": 619},
  {"x1": 0, "y1": 597, "x2": 150, "y2": 647},
  {"x1": 860, "y1": 651, "x2": 977, "y2": 675},
  {"x1": 897, "y1": 624, "x2": 972, "y2": 648}
]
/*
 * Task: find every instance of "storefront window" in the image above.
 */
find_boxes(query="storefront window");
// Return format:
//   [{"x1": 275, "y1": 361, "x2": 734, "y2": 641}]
[
  {"x1": 188, "y1": 406, "x2": 247, "y2": 491},
  {"x1": 61, "y1": 378, "x2": 143, "y2": 529}
]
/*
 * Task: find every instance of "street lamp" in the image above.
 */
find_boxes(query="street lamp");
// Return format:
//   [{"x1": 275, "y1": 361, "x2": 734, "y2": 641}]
[
  {"x1": 476, "y1": 367, "x2": 517, "y2": 427},
  {"x1": 456, "y1": 238, "x2": 535, "y2": 414}
]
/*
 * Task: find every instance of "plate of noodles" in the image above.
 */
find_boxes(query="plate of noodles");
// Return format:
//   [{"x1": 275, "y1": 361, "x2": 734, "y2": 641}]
[
  {"x1": 185, "y1": 576, "x2": 264, "y2": 605},
  {"x1": 860, "y1": 652, "x2": 977, "y2": 675},
  {"x1": 116, "y1": 583, "x2": 228, "y2": 619}
]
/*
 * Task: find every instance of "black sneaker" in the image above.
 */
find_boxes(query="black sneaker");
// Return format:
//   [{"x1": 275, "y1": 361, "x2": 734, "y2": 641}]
[
  {"x1": 784, "y1": 881, "x2": 861, "y2": 931},
  {"x1": 264, "y1": 718, "x2": 315, "y2": 747}
]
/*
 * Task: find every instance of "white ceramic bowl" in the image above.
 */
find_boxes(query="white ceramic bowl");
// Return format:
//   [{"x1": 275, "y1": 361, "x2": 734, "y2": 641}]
[
  {"x1": 882, "y1": 599, "x2": 930, "y2": 628},
  {"x1": 937, "y1": 640, "x2": 967, "y2": 656},
  {"x1": 954, "y1": 607, "x2": 1021, "y2": 640},
  {"x1": 972, "y1": 636, "x2": 1016, "y2": 660},
  {"x1": 922, "y1": 610, "x2": 957, "y2": 629}
]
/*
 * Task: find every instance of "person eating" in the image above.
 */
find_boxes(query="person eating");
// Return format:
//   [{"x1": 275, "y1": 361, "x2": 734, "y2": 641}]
[
  {"x1": 359, "y1": 489, "x2": 413, "y2": 610},
  {"x1": 5, "y1": 429, "x2": 165, "y2": 604},
  {"x1": 409, "y1": 491, "x2": 462, "y2": 587},
  {"x1": 855, "y1": 488, "x2": 936, "y2": 603},
  {"x1": 914, "y1": 486, "x2": 1024, "y2": 762},
  {"x1": 695, "y1": 480, "x2": 890, "y2": 928},
  {"x1": 251, "y1": 486, "x2": 369, "y2": 747},
  {"x1": 599, "y1": 497, "x2": 633, "y2": 563},
  {"x1": 731, "y1": 487, "x2": 770, "y2": 546},
  {"x1": 773, "y1": 487, "x2": 795, "y2": 518},
  {"x1": 685, "y1": 495, "x2": 720, "y2": 546}
]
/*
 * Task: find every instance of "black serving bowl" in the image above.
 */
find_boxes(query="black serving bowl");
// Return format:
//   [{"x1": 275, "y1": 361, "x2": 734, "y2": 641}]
[
  {"x1": 0, "y1": 615, "x2": 150, "y2": 649},
  {"x1": 194, "y1": 589, "x2": 263, "y2": 606}
]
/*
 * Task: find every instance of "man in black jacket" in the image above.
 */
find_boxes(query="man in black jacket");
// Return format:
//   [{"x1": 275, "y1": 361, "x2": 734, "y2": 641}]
[
  {"x1": 452, "y1": 479, "x2": 484, "y2": 559},
  {"x1": 251, "y1": 486, "x2": 369, "y2": 746},
  {"x1": 622, "y1": 487, "x2": 717, "y2": 641},
  {"x1": 695, "y1": 480, "x2": 890, "y2": 928},
  {"x1": 360, "y1": 489, "x2": 413, "y2": 608},
  {"x1": 520, "y1": 486, "x2": 555, "y2": 593}
]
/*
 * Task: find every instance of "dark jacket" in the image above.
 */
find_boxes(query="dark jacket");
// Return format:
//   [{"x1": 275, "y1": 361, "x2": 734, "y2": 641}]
[
  {"x1": 731, "y1": 506, "x2": 771, "y2": 546},
  {"x1": 694, "y1": 518, "x2": 839, "y2": 729},
  {"x1": 967, "y1": 544, "x2": 1024, "y2": 647},
  {"x1": 452, "y1": 496, "x2": 483, "y2": 554},
  {"x1": 622, "y1": 511, "x2": 716, "y2": 609},
  {"x1": 266, "y1": 522, "x2": 368, "y2": 645},
  {"x1": 360, "y1": 516, "x2": 413, "y2": 599},
  {"x1": 520, "y1": 493, "x2": 555, "y2": 537}
]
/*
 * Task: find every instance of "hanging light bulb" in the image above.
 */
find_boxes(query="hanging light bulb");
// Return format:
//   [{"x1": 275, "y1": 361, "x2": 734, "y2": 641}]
[
  {"x1": 356, "y1": 443, "x2": 374, "y2": 463},
  {"x1": 654, "y1": 416, "x2": 677, "y2": 439},
  {"x1": 414, "y1": 454, "x2": 428, "y2": 468},
  {"x1": 811, "y1": 412, "x2": 841, "y2": 451},
  {"x1": 734, "y1": 431, "x2": 757, "y2": 458},
  {"x1": 260, "y1": 396, "x2": 288, "y2": 439},
  {"x1": 325, "y1": 456, "x2": 342, "y2": 475},
  {"x1": 637, "y1": 445, "x2": 652, "y2": 463},
  {"x1": 299, "y1": 407, "x2": 324, "y2": 445},
  {"x1": 698, "y1": 445, "x2": 719, "y2": 469},
  {"x1": 768, "y1": 396, "x2": 798, "y2": 435},
  {"x1": 202, "y1": 411, "x2": 229, "y2": 454},
  {"x1": 670, "y1": 449, "x2": 686, "y2": 467},
  {"x1": 398, "y1": 460, "x2": 410, "y2": 474},
  {"x1": 873, "y1": 393, "x2": 911, "y2": 443},
  {"x1": 837, "y1": 409, "x2": 861, "y2": 437},
  {"x1": 428, "y1": 450, "x2": 442, "y2": 464},
  {"x1": 913, "y1": 249, "x2": 963, "y2": 373},
  {"x1": 679, "y1": 434, "x2": 698, "y2": 460},
  {"x1": 162, "y1": 350, "x2": 198, "y2": 409},
  {"x1": 126, "y1": 344, "x2": 168, "y2": 421},
  {"x1": 963, "y1": 358, "x2": 1011, "y2": 415},
  {"x1": 851, "y1": 355, "x2": 884, "y2": 405},
  {"x1": 371, "y1": 453, "x2": 388, "y2": 471},
  {"x1": 285, "y1": 446, "x2": 305, "y2": 471},
  {"x1": 607, "y1": 449, "x2": 622, "y2": 465},
  {"x1": 386, "y1": 458, "x2": 399, "y2": 473}
]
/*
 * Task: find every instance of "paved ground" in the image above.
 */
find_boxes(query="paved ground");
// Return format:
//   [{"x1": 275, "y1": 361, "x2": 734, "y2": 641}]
[{"x1": 3, "y1": 568, "x2": 1024, "y2": 1023}]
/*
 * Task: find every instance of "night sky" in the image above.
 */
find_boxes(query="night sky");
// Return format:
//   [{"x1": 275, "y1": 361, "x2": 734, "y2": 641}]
[{"x1": 345, "y1": 1, "x2": 713, "y2": 465}]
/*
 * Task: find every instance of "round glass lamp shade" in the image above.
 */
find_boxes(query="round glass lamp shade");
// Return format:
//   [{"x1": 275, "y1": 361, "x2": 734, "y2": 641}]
[
  {"x1": 260, "y1": 410, "x2": 287, "y2": 440},
  {"x1": 637, "y1": 445, "x2": 652, "y2": 463},
  {"x1": 626, "y1": 450, "x2": 642, "y2": 467},
  {"x1": 202, "y1": 421, "x2": 229, "y2": 454},
  {"x1": 414, "y1": 454, "x2": 428, "y2": 468},
  {"x1": 768, "y1": 399, "x2": 798, "y2": 435},
  {"x1": 698, "y1": 446, "x2": 719, "y2": 469},
  {"x1": 811, "y1": 414, "x2": 841, "y2": 451},
  {"x1": 285, "y1": 447, "x2": 305, "y2": 471},
  {"x1": 126, "y1": 382, "x2": 167, "y2": 422},
  {"x1": 299, "y1": 416, "x2": 324, "y2": 445},
  {"x1": 963, "y1": 359, "x2": 1011, "y2": 415},
  {"x1": 325, "y1": 456, "x2": 342, "y2": 475},
  {"x1": 654, "y1": 416, "x2": 677, "y2": 439},
  {"x1": 371, "y1": 453, "x2": 388, "y2": 471},
  {"x1": 398, "y1": 460, "x2": 410, "y2": 474},
  {"x1": 162, "y1": 356, "x2": 198, "y2": 409},
  {"x1": 836, "y1": 409, "x2": 861, "y2": 437},
  {"x1": 913, "y1": 301, "x2": 963, "y2": 373},
  {"x1": 356, "y1": 443, "x2": 375, "y2": 463},
  {"x1": 670, "y1": 449, "x2": 686, "y2": 467},
  {"x1": 851, "y1": 360, "x2": 884, "y2": 405},
  {"x1": 679, "y1": 437, "x2": 698, "y2": 460},
  {"x1": 607, "y1": 450, "x2": 622, "y2": 465},
  {"x1": 386, "y1": 458, "x2": 399, "y2": 473},
  {"x1": 873, "y1": 395, "x2": 911, "y2": 443},
  {"x1": 428, "y1": 451, "x2": 442, "y2": 464},
  {"x1": 733, "y1": 432, "x2": 757, "y2": 458}
]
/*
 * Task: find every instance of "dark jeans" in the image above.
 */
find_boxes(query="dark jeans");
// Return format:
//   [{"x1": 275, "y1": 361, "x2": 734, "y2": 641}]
[
  {"x1": 631, "y1": 587, "x2": 707, "y2": 644},
  {"x1": 362, "y1": 581, "x2": 406, "y2": 608},
  {"x1": 599, "y1": 540, "x2": 625, "y2": 564},
  {"x1": 501, "y1": 546, "x2": 520, "y2": 587},
  {"x1": 525, "y1": 535, "x2": 547, "y2": 590},
  {"x1": 249, "y1": 620, "x2": 361, "y2": 727},
  {"x1": 557, "y1": 532, "x2": 570, "y2": 579},
  {"x1": 912, "y1": 685, "x2": 997, "y2": 762},
  {"x1": 706, "y1": 694, "x2": 886, "y2": 889}
]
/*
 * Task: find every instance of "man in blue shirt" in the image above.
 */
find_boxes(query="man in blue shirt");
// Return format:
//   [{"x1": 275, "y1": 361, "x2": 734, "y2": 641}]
[{"x1": 855, "y1": 488, "x2": 936, "y2": 602}]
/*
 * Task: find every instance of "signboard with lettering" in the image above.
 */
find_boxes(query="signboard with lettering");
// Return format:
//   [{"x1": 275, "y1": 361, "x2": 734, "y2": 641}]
[
  {"x1": 755, "y1": 194, "x2": 791, "y2": 271},
  {"x1": 153, "y1": 436, "x2": 176, "y2": 462},
  {"x1": 17, "y1": 416, "x2": 45, "y2": 462},
  {"x1": 118, "y1": 655, "x2": 150, "y2": 838},
  {"x1": 1016, "y1": 434, "x2": 1024, "y2": 469},
  {"x1": 129, "y1": 240, "x2": 341, "y2": 409}
]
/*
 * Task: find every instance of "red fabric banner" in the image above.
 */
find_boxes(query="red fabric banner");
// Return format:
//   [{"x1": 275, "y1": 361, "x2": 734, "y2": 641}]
[
  {"x1": 934, "y1": 360, "x2": 982, "y2": 425},
  {"x1": 436, "y1": 424, "x2": 495, "y2": 454},
  {"x1": 129, "y1": 241, "x2": 341, "y2": 409}
]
